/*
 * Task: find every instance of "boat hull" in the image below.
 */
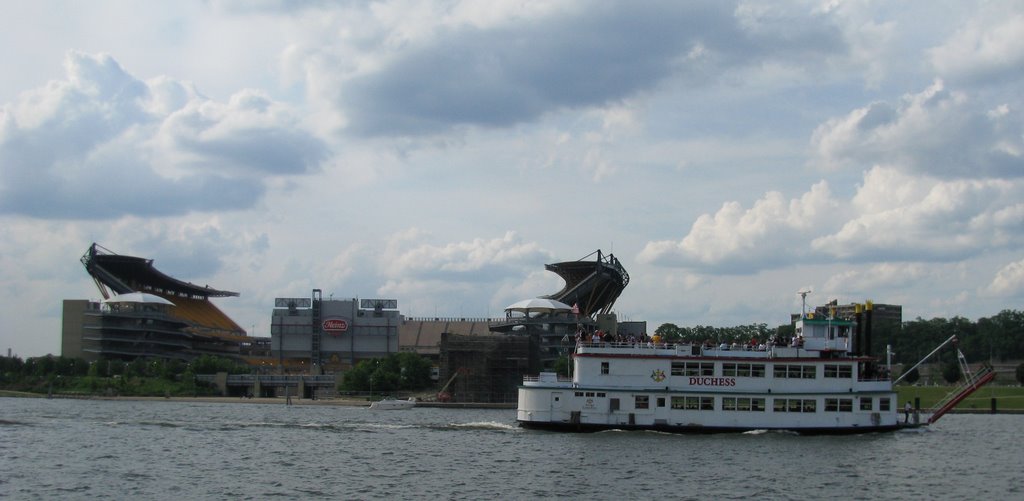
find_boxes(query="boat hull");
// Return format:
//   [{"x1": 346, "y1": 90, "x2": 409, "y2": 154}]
[{"x1": 517, "y1": 419, "x2": 907, "y2": 435}]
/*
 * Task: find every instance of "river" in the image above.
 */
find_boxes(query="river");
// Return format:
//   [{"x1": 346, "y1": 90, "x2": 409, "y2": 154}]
[{"x1": 1, "y1": 398, "x2": 1019, "y2": 499}]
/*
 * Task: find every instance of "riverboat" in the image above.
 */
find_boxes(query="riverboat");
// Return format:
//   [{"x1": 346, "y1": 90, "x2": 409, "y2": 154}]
[{"x1": 517, "y1": 305, "x2": 991, "y2": 434}]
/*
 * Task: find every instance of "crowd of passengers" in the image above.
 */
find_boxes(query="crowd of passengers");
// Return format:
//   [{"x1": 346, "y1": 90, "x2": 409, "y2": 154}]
[{"x1": 575, "y1": 328, "x2": 805, "y2": 351}]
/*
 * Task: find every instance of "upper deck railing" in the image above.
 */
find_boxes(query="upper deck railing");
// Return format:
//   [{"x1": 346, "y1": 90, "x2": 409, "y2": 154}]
[{"x1": 574, "y1": 341, "x2": 854, "y2": 360}]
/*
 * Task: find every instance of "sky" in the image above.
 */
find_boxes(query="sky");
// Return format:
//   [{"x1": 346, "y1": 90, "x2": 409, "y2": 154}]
[{"x1": 2, "y1": 0, "x2": 1023, "y2": 358}]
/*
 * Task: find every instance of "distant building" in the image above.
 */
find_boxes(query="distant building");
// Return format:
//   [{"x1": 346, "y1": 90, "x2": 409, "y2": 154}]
[{"x1": 269, "y1": 292, "x2": 399, "y2": 373}]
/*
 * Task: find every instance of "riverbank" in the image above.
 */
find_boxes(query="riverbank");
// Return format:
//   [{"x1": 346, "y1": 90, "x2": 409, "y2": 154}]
[{"x1": 0, "y1": 390, "x2": 515, "y2": 408}]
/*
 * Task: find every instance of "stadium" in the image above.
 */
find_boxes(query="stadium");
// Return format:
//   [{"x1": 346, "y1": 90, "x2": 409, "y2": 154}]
[
  {"x1": 62, "y1": 243, "x2": 261, "y2": 363},
  {"x1": 61, "y1": 244, "x2": 633, "y2": 401}
]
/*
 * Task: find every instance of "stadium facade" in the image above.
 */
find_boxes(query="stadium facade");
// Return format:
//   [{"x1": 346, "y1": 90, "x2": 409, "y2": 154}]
[
  {"x1": 62, "y1": 243, "x2": 254, "y2": 362},
  {"x1": 271, "y1": 293, "x2": 400, "y2": 373}
]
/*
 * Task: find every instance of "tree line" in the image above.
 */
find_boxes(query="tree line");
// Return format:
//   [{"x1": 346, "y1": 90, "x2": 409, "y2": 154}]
[
  {"x1": 656, "y1": 309, "x2": 1024, "y2": 365},
  {"x1": 0, "y1": 354, "x2": 250, "y2": 396}
]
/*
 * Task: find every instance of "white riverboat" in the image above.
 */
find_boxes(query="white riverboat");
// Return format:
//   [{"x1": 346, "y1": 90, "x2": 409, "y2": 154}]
[{"x1": 518, "y1": 311, "x2": 907, "y2": 434}]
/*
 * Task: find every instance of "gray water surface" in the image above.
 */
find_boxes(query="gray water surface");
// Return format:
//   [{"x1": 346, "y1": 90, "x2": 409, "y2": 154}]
[{"x1": 1, "y1": 398, "x2": 1019, "y2": 499}]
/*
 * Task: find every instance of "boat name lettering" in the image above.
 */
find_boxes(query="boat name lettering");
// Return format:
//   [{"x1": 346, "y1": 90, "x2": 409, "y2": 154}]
[{"x1": 688, "y1": 377, "x2": 736, "y2": 387}]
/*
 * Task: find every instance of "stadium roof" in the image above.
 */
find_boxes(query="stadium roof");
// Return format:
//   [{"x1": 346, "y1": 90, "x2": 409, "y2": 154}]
[{"x1": 81, "y1": 243, "x2": 239, "y2": 298}]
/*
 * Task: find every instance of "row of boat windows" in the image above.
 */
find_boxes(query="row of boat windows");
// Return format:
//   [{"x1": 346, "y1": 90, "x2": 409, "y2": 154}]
[
  {"x1": 576, "y1": 394, "x2": 892, "y2": 412},
  {"x1": 605, "y1": 361, "x2": 855, "y2": 379}
]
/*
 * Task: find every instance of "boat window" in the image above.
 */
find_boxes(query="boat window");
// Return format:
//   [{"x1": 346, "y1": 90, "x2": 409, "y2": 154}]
[
  {"x1": 860, "y1": 397, "x2": 873, "y2": 411},
  {"x1": 657, "y1": 397, "x2": 666, "y2": 408},
  {"x1": 774, "y1": 398, "x2": 816, "y2": 412},
  {"x1": 596, "y1": 392, "x2": 606, "y2": 397},
  {"x1": 671, "y1": 361, "x2": 714, "y2": 376},
  {"x1": 773, "y1": 364, "x2": 817, "y2": 379},
  {"x1": 675, "y1": 396, "x2": 715, "y2": 410},
  {"x1": 723, "y1": 363, "x2": 766, "y2": 378},
  {"x1": 824, "y1": 364, "x2": 853, "y2": 378},
  {"x1": 825, "y1": 398, "x2": 854, "y2": 412},
  {"x1": 575, "y1": 392, "x2": 584, "y2": 397},
  {"x1": 601, "y1": 362, "x2": 609, "y2": 375},
  {"x1": 879, "y1": 398, "x2": 891, "y2": 411},
  {"x1": 722, "y1": 397, "x2": 765, "y2": 412},
  {"x1": 634, "y1": 395, "x2": 649, "y2": 409}
]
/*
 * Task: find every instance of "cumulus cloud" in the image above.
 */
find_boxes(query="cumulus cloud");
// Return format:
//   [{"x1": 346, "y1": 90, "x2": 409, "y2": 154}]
[
  {"x1": 0, "y1": 51, "x2": 327, "y2": 219},
  {"x1": 811, "y1": 167, "x2": 1024, "y2": 262},
  {"x1": 381, "y1": 229, "x2": 551, "y2": 283},
  {"x1": 929, "y1": 12, "x2": 1024, "y2": 85},
  {"x1": 983, "y1": 258, "x2": 1024, "y2": 297},
  {"x1": 94, "y1": 217, "x2": 271, "y2": 280},
  {"x1": 286, "y1": 1, "x2": 846, "y2": 136},
  {"x1": 637, "y1": 181, "x2": 839, "y2": 273},
  {"x1": 810, "y1": 80, "x2": 1024, "y2": 179},
  {"x1": 639, "y1": 166, "x2": 1024, "y2": 274},
  {"x1": 823, "y1": 263, "x2": 928, "y2": 294}
]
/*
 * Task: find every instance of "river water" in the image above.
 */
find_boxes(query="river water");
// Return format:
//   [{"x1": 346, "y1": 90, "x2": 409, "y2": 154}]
[{"x1": 1, "y1": 398, "x2": 1019, "y2": 499}]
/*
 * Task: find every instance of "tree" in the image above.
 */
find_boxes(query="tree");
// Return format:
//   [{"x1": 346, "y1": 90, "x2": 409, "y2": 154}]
[
  {"x1": 901, "y1": 367, "x2": 920, "y2": 384},
  {"x1": 1016, "y1": 362, "x2": 1024, "y2": 385},
  {"x1": 341, "y1": 353, "x2": 434, "y2": 392},
  {"x1": 553, "y1": 356, "x2": 570, "y2": 377},
  {"x1": 655, "y1": 323, "x2": 682, "y2": 342},
  {"x1": 942, "y1": 359, "x2": 961, "y2": 384}
]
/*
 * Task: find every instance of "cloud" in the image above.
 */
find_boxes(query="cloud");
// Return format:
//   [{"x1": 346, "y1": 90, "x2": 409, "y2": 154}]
[
  {"x1": 983, "y1": 258, "x2": 1024, "y2": 297},
  {"x1": 381, "y1": 229, "x2": 552, "y2": 283},
  {"x1": 822, "y1": 263, "x2": 928, "y2": 295},
  {"x1": 809, "y1": 80, "x2": 1024, "y2": 178},
  {"x1": 929, "y1": 12, "x2": 1024, "y2": 85},
  {"x1": 637, "y1": 181, "x2": 839, "y2": 273},
  {"x1": 639, "y1": 166, "x2": 1024, "y2": 274},
  {"x1": 288, "y1": 1, "x2": 846, "y2": 136},
  {"x1": 0, "y1": 51, "x2": 327, "y2": 219},
  {"x1": 811, "y1": 167, "x2": 1024, "y2": 262}
]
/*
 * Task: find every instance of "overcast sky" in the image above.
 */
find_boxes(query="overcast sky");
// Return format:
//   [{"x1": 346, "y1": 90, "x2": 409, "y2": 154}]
[{"x1": 3, "y1": 1, "x2": 1023, "y2": 357}]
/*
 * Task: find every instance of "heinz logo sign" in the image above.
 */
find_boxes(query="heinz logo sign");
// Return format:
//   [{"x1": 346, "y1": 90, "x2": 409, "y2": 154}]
[{"x1": 323, "y1": 318, "x2": 349, "y2": 332}]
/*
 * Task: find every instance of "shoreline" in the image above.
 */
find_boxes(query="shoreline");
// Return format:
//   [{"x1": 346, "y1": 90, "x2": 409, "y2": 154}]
[
  {"x1": 0, "y1": 390, "x2": 1016, "y2": 413},
  {"x1": 0, "y1": 391, "x2": 515, "y2": 409}
]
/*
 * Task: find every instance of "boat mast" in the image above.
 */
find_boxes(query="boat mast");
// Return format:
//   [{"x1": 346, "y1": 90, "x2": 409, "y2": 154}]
[{"x1": 797, "y1": 289, "x2": 811, "y2": 318}]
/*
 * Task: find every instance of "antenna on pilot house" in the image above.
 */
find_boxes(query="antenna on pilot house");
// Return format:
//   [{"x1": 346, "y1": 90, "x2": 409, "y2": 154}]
[{"x1": 797, "y1": 289, "x2": 812, "y2": 318}]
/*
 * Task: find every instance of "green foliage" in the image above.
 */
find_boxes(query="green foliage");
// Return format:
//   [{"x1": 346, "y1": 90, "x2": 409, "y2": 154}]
[
  {"x1": 553, "y1": 356, "x2": 570, "y2": 377},
  {"x1": 341, "y1": 353, "x2": 433, "y2": 392},
  {"x1": 942, "y1": 359, "x2": 961, "y2": 384},
  {"x1": 901, "y1": 367, "x2": 920, "y2": 384},
  {"x1": 653, "y1": 322, "x2": 775, "y2": 345},
  {"x1": 655, "y1": 308, "x2": 1024, "y2": 364},
  {"x1": 0, "y1": 354, "x2": 234, "y2": 397},
  {"x1": 191, "y1": 355, "x2": 249, "y2": 375}
]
